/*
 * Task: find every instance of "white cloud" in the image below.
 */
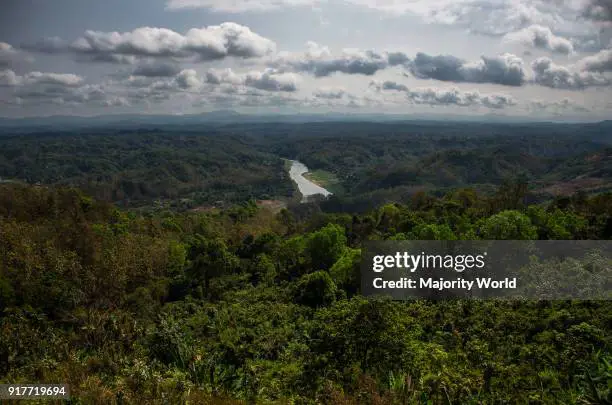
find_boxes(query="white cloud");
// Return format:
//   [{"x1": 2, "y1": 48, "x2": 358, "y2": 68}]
[
  {"x1": 0, "y1": 70, "x2": 83, "y2": 87},
  {"x1": 166, "y1": 0, "x2": 319, "y2": 12},
  {"x1": 531, "y1": 57, "x2": 611, "y2": 89},
  {"x1": 577, "y1": 49, "x2": 612, "y2": 72},
  {"x1": 271, "y1": 43, "x2": 408, "y2": 77},
  {"x1": 313, "y1": 86, "x2": 348, "y2": 99},
  {"x1": 164, "y1": 0, "x2": 597, "y2": 37},
  {"x1": 582, "y1": 0, "x2": 612, "y2": 22},
  {"x1": 0, "y1": 42, "x2": 34, "y2": 68},
  {"x1": 407, "y1": 52, "x2": 526, "y2": 86},
  {"x1": 24, "y1": 23, "x2": 276, "y2": 64},
  {"x1": 0, "y1": 43, "x2": 18, "y2": 68},
  {"x1": 176, "y1": 69, "x2": 203, "y2": 89},
  {"x1": 0, "y1": 69, "x2": 131, "y2": 107},
  {"x1": 0, "y1": 70, "x2": 20, "y2": 86},
  {"x1": 370, "y1": 80, "x2": 517, "y2": 108},
  {"x1": 205, "y1": 67, "x2": 301, "y2": 91},
  {"x1": 529, "y1": 97, "x2": 590, "y2": 114},
  {"x1": 503, "y1": 25, "x2": 574, "y2": 54}
]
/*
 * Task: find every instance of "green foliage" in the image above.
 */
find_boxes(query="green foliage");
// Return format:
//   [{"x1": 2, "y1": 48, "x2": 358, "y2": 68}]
[
  {"x1": 305, "y1": 223, "x2": 348, "y2": 271},
  {"x1": 0, "y1": 183, "x2": 610, "y2": 404},
  {"x1": 410, "y1": 223, "x2": 457, "y2": 240},
  {"x1": 527, "y1": 206, "x2": 588, "y2": 240},
  {"x1": 0, "y1": 132, "x2": 294, "y2": 206},
  {"x1": 294, "y1": 271, "x2": 338, "y2": 308},
  {"x1": 479, "y1": 210, "x2": 538, "y2": 240},
  {"x1": 329, "y1": 247, "x2": 362, "y2": 293},
  {"x1": 5, "y1": 121, "x2": 612, "y2": 213}
]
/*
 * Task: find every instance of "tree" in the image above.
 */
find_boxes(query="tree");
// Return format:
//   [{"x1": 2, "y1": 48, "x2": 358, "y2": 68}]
[
  {"x1": 187, "y1": 235, "x2": 239, "y2": 296},
  {"x1": 377, "y1": 203, "x2": 401, "y2": 233},
  {"x1": 527, "y1": 206, "x2": 587, "y2": 240},
  {"x1": 410, "y1": 223, "x2": 457, "y2": 240},
  {"x1": 294, "y1": 271, "x2": 337, "y2": 308},
  {"x1": 329, "y1": 248, "x2": 362, "y2": 295},
  {"x1": 305, "y1": 224, "x2": 348, "y2": 271},
  {"x1": 479, "y1": 210, "x2": 537, "y2": 240},
  {"x1": 490, "y1": 175, "x2": 529, "y2": 212}
]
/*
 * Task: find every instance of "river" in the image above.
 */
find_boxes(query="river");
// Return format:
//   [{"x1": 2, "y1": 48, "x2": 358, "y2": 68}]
[{"x1": 288, "y1": 160, "x2": 332, "y2": 203}]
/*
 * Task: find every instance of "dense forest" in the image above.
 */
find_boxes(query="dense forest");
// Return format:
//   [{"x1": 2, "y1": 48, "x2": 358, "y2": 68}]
[
  {"x1": 1, "y1": 179, "x2": 611, "y2": 404},
  {"x1": 0, "y1": 130, "x2": 294, "y2": 207},
  {"x1": 0, "y1": 121, "x2": 611, "y2": 404},
  {"x1": 1, "y1": 120, "x2": 612, "y2": 211}
]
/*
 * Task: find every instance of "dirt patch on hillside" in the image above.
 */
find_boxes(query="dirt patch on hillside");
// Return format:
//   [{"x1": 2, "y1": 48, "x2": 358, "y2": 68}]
[
  {"x1": 541, "y1": 177, "x2": 608, "y2": 196},
  {"x1": 256, "y1": 199, "x2": 287, "y2": 213}
]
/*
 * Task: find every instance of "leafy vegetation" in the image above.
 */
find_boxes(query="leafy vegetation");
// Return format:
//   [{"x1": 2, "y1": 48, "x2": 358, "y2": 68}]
[
  {"x1": 1, "y1": 120, "x2": 612, "y2": 211},
  {"x1": 0, "y1": 130, "x2": 295, "y2": 208},
  {"x1": 1, "y1": 179, "x2": 610, "y2": 404},
  {"x1": 0, "y1": 121, "x2": 611, "y2": 403}
]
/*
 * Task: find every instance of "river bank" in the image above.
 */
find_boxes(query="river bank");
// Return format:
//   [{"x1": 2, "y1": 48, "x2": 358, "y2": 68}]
[{"x1": 287, "y1": 160, "x2": 333, "y2": 202}]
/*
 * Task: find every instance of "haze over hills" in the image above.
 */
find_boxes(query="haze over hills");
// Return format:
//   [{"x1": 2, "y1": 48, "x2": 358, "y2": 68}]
[{"x1": 0, "y1": 111, "x2": 609, "y2": 131}]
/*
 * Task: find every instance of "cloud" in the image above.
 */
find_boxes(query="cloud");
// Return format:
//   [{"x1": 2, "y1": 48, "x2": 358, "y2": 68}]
[
  {"x1": 480, "y1": 93, "x2": 517, "y2": 109},
  {"x1": 0, "y1": 43, "x2": 19, "y2": 68},
  {"x1": 571, "y1": 35, "x2": 611, "y2": 52},
  {"x1": 306, "y1": 88, "x2": 382, "y2": 108},
  {"x1": 175, "y1": 69, "x2": 203, "y2": 89},
  {"x1": 119, "y1": 67, "x2": 299, "y2": 101},
  {"x1": 205, "y1": 68, "x2": 300, "y2": 91},
  {"x1": 577, "y1": 49, "x2": 612, "y2": 72},
  {"x1": 166, "y1": 0, "x2": 316, "y2": 12},
  {"x1": 0, "y1": 42, "x2": 33, "y2": 69},
  {"x1": 0, "y1": 70, "x2": 20, "y2": 87},
  {"x1": 531, "y1": 57, "x2": 611, "y2": 89},
  {"x1": 121, "y1": 69, "x2": 204, "y2": 94},
  {"x1": 295, "y1": 50, "x2": 389, "y2": 77},
  {"x1": 0, "y1": 70, "x2": 83, "y2": 87},
  {"x1": 582, "y1": 0, "x2": 612, "y2": 22},
  {"x1": 22, "y1": 23, "x2": 276, "y2": 64},
  {"x1": 278, "y1": 44, "x2": 560, "y2": 93},
  {"x1": 380, "y1": 81, "x2": 409, "y2": 92},
  {"x1": 85, "y1": 54, "x2": 138, "y2": 65},
  {"x1": 163, "y1": 0, "x2": 592, "y2": 37},
  {"x1": 422, "y1": 0, "x2": 591, "y2": 36},
  {"x1": 270, "y1": 42, "x2": 409, "y2": 77},
  {"x1": 47, "y1": 84, "x2": 129, "y2": 107},
  {"x1": 503, "y1": 25, "x2": 574, "y2": 54},
  {"x1": 407, "y1": 52, "x2": 526, "y2": 86},
  {"x1": 123, "y1": 82, "x2": 175, "y2": 103},
  {"x1": 244, "y1": 70, "x2": 300, "y2": 92},
  {"x1": 132, "y1": 62, "x2": 182, "y2": 77},
  {"x1": 529, "y1": 98, "x2": 590, "y2": 114},
  {"x1": 0, "y1": 69, "x2": 129, "y2": 107},
  {"x1": 276, "y1": 50, "x2": 393, "y2": 77},
  {"x1": 313, "y1": 87, "x2": 348, "y2": 99},
  {"x1": 371, "y1": 80, "x2": 516, "y2": 108}
]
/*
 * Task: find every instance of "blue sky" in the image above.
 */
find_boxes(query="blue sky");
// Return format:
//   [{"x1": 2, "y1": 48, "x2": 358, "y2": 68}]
[{"x1": 0, "y1": 0, "x2": 611, "y2": 119}]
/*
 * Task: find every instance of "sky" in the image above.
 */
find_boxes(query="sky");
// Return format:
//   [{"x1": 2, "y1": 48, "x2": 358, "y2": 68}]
[{"x1": 0, "y1": 0, "x2": 611, "y2": 120}]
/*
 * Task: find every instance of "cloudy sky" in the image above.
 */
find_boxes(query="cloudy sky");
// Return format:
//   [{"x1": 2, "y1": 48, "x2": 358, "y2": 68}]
[{"x1": 0, "y1": 0, "x2": 611, "y2": 120}]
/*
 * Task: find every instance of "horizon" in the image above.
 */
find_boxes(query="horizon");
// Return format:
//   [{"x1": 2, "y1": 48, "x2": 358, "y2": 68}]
[{"x1": 1, "y1": 110, "x2": 611, "y2": 125}]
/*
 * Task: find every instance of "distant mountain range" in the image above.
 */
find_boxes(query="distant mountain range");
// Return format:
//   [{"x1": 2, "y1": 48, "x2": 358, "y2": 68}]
[{"x1": 0, "y1": 110, "x2": 610, "y2": 131}]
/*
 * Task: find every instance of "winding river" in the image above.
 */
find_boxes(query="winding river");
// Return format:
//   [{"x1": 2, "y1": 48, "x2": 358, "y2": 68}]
[{"x1": 288, "y1": 160, "x2": 332, "y2": 203}]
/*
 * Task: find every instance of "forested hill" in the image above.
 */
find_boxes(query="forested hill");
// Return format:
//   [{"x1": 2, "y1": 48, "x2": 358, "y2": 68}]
[
  {"x1": 0, "y1": 120, "x2": 611, "y2": 210},
  {"x1": 0, "y1": 182, "x2": 610, "y2": 403}
]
